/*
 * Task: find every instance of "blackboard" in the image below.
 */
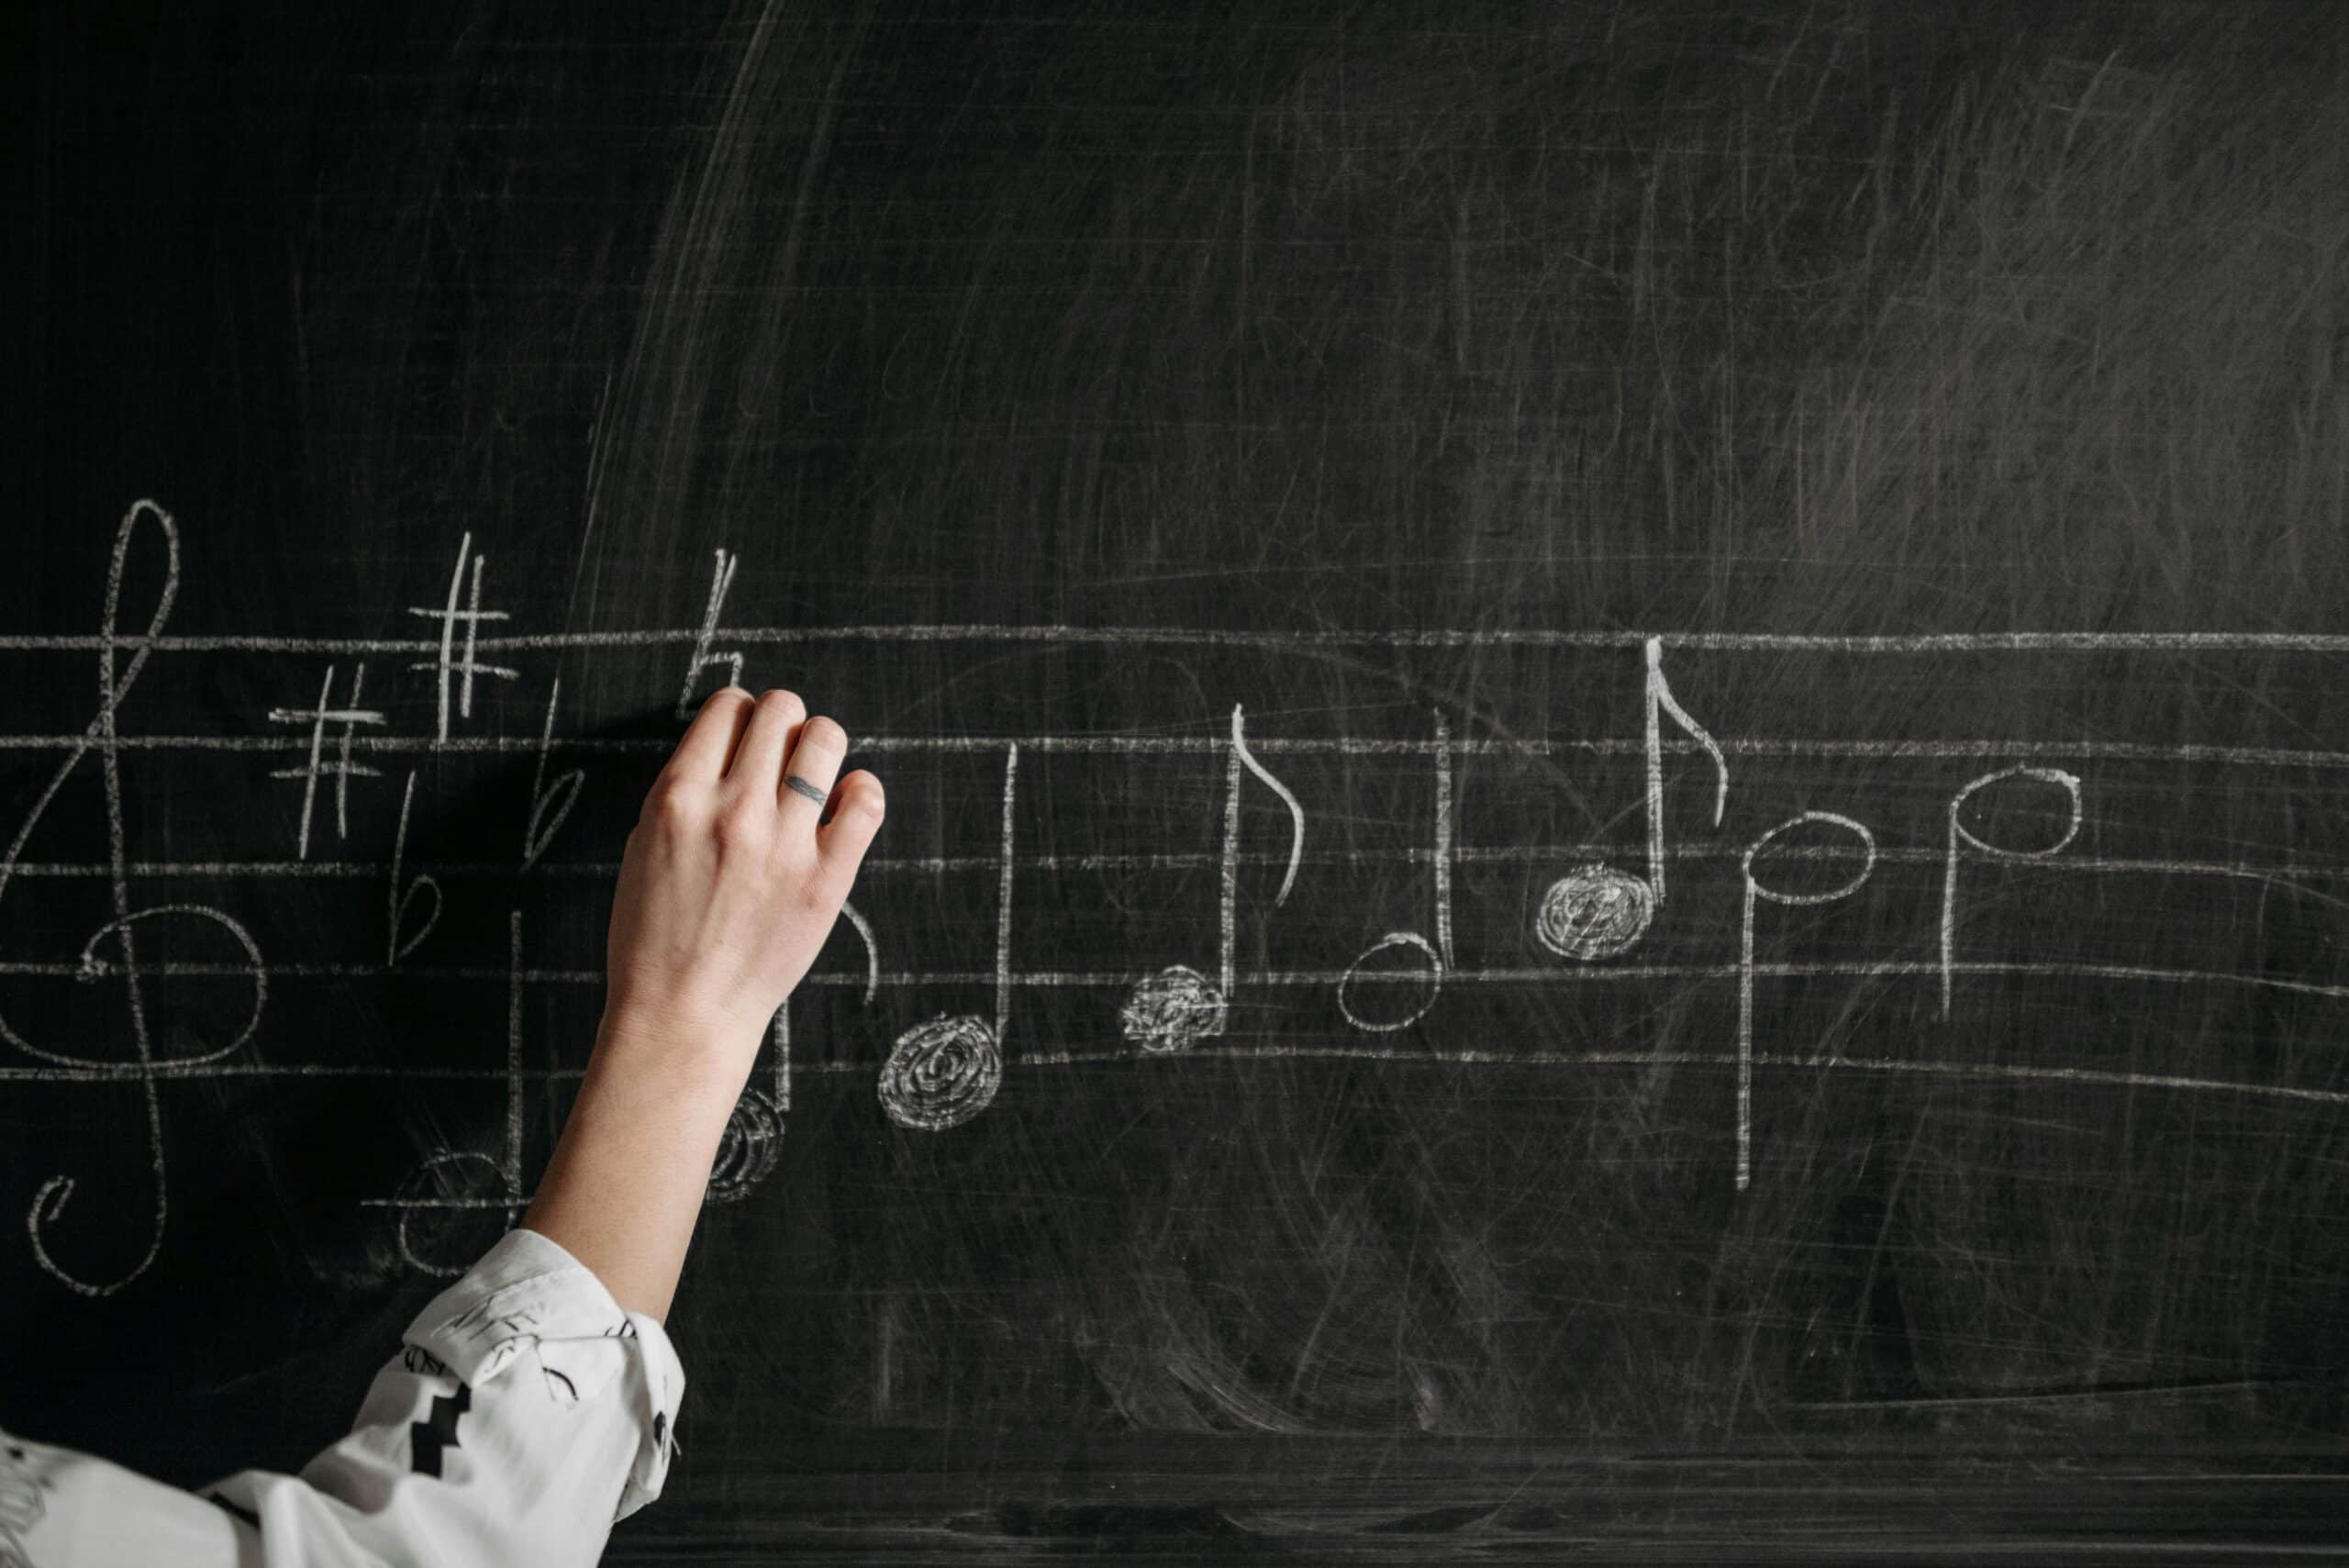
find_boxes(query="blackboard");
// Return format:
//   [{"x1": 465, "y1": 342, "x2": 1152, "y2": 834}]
[{"x1": 12, "y1": 0, "x2": 2349, "y2": 1559}]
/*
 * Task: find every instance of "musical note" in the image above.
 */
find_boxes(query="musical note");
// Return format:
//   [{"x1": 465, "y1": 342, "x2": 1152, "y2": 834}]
[
  {"x1": 708, "y1": 902, "x2": 880, "y2": 1200},
  {"x1": 9, "y1": 495, "x2": 2348, "y2": 1287},
  {"x1": 1941, "y1": 765, "x2": 2085, "y2": 1017},
  {"x1": 1, "y1": 501, "x2": 268, "y2": 1296},
  {"x1": 1736, "y1": 810, "x2": 1878, "y2": 1192},
  {"x1": 371, "y1": 910, "x2": 528, "y2": 1276},
  {"x1": 707, "y1": 1006, "x2": 786, "y2": 1205},
  {"x1": 1336, "y1": 709, "x2": 1452, "y2": 1033},
  {"x1": 1534, "y1": 638, "x2": 1728, "y2": 962},
  {"x1": 877, "y1": 745, "x2": 1015, "y2": 1130},
  {"x1": 1120, "y1": 703, "x2": 1305, "y2": 1052}
]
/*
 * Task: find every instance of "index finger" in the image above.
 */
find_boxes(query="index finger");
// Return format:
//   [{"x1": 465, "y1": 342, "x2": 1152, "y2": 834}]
[{"x1": 663, "y1": 685, "x2": 756, "y2": 784}]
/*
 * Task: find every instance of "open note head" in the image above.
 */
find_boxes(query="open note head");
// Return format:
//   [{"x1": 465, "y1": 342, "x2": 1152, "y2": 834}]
[
  {"x1": 1741, "y1": 810, "x2": 1878, "y2": 907},
  {"x1": 1949, "y1": 765, "x2": 2085, "y2": 859}
]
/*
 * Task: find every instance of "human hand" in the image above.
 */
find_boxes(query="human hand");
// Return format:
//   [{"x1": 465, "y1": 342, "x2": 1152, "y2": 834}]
[{"x1": 599, "y1": 686, "x2": 885, "y2": 1078}]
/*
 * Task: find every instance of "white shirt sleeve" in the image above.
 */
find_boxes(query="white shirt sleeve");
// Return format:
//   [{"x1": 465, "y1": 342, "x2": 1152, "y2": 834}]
[{"x1": 0, "y1": 1228, "x2": 685, "y2": 1567}]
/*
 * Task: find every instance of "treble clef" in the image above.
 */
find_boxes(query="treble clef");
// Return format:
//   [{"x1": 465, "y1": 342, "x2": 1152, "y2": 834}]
[{"x1": 0, "y1": 500, "x2": 267, "y2": 1296}]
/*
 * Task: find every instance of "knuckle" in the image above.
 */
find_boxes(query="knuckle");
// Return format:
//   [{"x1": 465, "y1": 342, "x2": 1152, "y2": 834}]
[
  {"x1": 641, "y1": 778, "x2": 700, "y2": 827},
  {"x1": 701, "y1": 684, "x2": 753, "y2": 715},
  {"x1": 709, "y1": 794, "x2": 773, "y2": 847},
  {"x1": 757, "y1": 687, "x2": 806, "y2": 718},
  {"x1": 800, "y1": 715, "x2": 849, "y2": 754}
]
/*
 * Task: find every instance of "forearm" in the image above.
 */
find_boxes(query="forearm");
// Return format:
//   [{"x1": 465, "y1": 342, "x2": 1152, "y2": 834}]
[
  {"x1": 521, "y1": 1010, "x2": 751, "y2": 1323},
  {"x1": 527, "y1": 685, "x2": 881, "y2": 1323}
]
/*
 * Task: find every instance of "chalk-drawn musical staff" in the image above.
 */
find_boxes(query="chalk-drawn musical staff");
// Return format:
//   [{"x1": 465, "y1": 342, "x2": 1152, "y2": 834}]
[{"x1": 12, "y1": 499, "x2": 2349, "y2": 1291}]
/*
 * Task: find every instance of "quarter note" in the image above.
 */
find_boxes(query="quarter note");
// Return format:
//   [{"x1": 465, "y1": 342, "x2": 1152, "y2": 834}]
[
  {"x1": 371, "y1": 909, "x2": 529, "y2": 1275},
  {"x1": 707, "y1": 1006, "x2": 788, "y2": 1204},
  {"x1": 707, "y1": 902, "x2": 880, "y2": 1200},
  {"x1": 877, "y1": 744, "x2": 1015, "y2": 1130}
]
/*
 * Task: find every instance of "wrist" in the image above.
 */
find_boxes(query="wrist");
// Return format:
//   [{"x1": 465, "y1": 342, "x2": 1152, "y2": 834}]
[{"x1": 591, "y1": 1002, "x2": 760, "y2": 1106}]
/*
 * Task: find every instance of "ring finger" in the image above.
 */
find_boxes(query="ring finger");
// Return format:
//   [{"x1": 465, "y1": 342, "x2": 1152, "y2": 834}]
[{"x1": 780, "y1": 715, "x2": 849, "y2": 821}]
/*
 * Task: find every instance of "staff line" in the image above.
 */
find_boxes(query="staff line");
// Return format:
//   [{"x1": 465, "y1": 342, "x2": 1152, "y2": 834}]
[
  {"x1": 8, "y1": 732, "x2": 2349, "y2": 770},
  {"x1": 20, "y1": 1044, "x2": 2349, "y2": 1110},
  {"x1": 19, "y1": 956, "x2": 2349, "y2": 1001},
  {"x1": 337, "y1": 1042, "x2": 2349, "y2": 1210},
  {"x1": 4, "y1": 845, "x2": 2344, "y2": 884},
  {"x1": 8, "y1": 627, "x2": 2349, "y2": 654}
]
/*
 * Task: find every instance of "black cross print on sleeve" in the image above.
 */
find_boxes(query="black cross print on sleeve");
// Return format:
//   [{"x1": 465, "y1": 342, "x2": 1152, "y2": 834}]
[{"x1": 408, "y1": 1385, "x2": 473, "y2": 1479}]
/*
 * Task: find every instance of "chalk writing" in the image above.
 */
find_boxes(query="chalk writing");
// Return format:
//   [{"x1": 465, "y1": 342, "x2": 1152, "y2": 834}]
[
  {"x1": 1334, "y1": 711, "x2": 1452, "y2": 1033},
  {"x1": 6, "y1": 501, "x2": 2348, "y2": 1291},
  {"x1": 267, "y1": 663, "x2": 385, "y2": 859},
  {"x1": 406, "y1": 533, "x2": 517, "y2": 743},
  {"x1": 675, "y1": 547, "x2": 744, "y2": 719},
  {"x1": 1, "y1": 503, "x2": 268, "y2": 1296},
  {"x1": 523, "y1": 678, "x2": 585, "y2": 871},
  {"x1": 1737, "y1": 812, "x2": 1878, "y2": 1192},
  {"x1": 1941, "y1": 765, "x2": 2084, "y2": 1017},
  {"x1": 387, "y1": 771, "x2": 442, "y2": 966},
  {"x1": 1119, "y1": 704, "x2": 1301, "y2": 1051},
  {"x1": 877, "y1": 745, "x2": 1017, "y2": 1129}
]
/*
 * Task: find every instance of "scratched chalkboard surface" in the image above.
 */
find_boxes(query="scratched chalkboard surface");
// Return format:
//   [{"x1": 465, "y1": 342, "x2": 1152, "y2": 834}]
[{"x1": 11, "y1": 0, "x2": 2349, "y2": 1560}]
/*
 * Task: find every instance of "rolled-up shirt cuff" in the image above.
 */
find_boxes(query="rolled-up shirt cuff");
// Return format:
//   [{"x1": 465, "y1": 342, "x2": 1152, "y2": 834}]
[{"x1": 400, "y1": 1227, "x2": 686, "y2": 1517}]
